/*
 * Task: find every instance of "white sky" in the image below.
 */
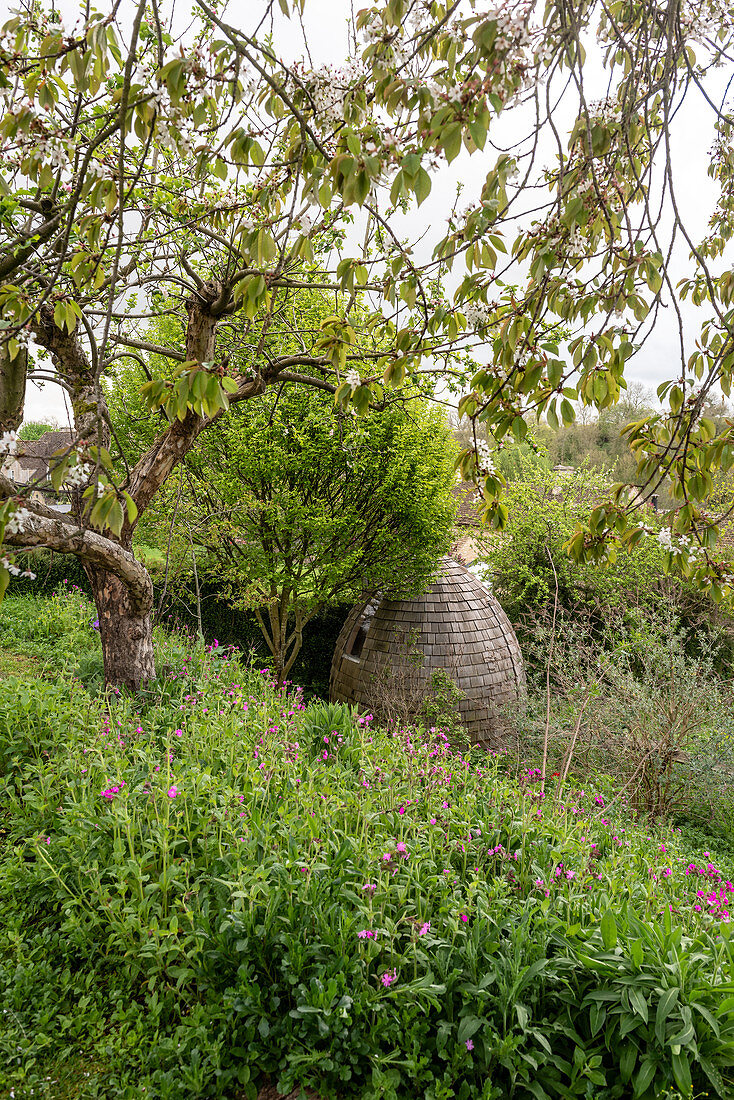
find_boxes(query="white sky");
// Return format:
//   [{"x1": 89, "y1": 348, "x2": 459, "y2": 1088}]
[{"x1": 4, "y1": 0, "x2": 727, "y2": 425}]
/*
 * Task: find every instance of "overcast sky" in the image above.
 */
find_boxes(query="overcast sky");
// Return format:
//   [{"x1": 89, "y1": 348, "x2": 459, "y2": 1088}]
[{"x1": 4, "y1": 0, "x2": 727, "y2": 426}]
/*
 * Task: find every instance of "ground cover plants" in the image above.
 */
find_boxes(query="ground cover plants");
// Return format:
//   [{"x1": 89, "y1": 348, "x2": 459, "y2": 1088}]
[{"x1": 2, "y1": 589, "x2": 734, "y2": 1099}]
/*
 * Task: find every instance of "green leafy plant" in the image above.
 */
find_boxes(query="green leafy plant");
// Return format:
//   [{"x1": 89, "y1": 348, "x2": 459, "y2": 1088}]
[
  {"x1": 2, "y1": 590, "x2": 734, "y2": 1099},
  {"x1": 418, "y1": 668, "x2": 467, "y2": 744},
  {"x1": 303, "y1": 700, "x2": 361, "y2": 768}
]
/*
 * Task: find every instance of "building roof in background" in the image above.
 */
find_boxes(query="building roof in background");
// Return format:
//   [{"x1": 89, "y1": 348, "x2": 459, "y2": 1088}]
[
  {"x1": 451, "y1": 482, "x2": 482, "y2": 527},
  {"x1": 15, "y1": 429, "x2": 75, "y2": 481}
]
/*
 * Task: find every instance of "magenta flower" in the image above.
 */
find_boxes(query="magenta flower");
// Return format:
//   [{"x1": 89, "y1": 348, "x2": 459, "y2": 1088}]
[
  {"x1": 380, "y1": 969, "x2": 397, "y2": 987},
  {"x1": 466, "y1": 1039, "x2": 474, "y2": 1051},
  {"x1": 362, "y1": 883, "x2": 377, "y2": 893},
  {"x1": 167, "y1": 785, "x2": 179, "y2": 798},
  {"x1": 418, "y1": 921, "x2": 431, "y2": 936},
  {"x1": 357, "y1": 929, "x2": 375, "y2": 939},
  {"x1": 459, "y1": 913, "x2": 468, "y2": 922}
]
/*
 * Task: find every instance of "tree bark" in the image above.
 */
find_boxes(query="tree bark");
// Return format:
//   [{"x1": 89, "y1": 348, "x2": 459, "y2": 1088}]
[
  {"x1": 86, "y1": 565, "x2": 155, "y2": 690},
  {"x1": 0, "y1": 342, "x2": 27, "y2": 433}
]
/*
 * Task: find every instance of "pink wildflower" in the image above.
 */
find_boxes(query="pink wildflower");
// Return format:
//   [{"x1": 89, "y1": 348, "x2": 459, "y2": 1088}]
[{"x1": 167, "y1": 786, "x2": 179, "y2": 798}]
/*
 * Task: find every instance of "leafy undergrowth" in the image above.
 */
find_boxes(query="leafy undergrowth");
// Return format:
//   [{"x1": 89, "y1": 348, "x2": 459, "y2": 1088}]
[
  {"x1": 0, "y1": 591, "x2": 733, "y2": 1099},
  {"x1": 0, "y1": 587, "x2": 195, "y2": 687},
  {"x1": 0, "y1": 647, "x2": 37, "y2": 678}
]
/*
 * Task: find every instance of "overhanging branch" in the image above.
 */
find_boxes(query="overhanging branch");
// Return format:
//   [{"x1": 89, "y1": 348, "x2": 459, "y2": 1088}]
[{"x1": 3, "y1": 509, "x2": 152, "y2": 612}]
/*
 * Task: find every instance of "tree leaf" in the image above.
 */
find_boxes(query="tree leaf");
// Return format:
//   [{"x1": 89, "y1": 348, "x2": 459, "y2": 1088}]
[{"x1": 600, "y1": 909, "x2": 617, "y2": 950}]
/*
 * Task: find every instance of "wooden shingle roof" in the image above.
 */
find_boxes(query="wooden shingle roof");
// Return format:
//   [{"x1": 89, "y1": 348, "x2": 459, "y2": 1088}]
[{"x1": 330, "y1": 555, "x2": 525, "y2": 748}]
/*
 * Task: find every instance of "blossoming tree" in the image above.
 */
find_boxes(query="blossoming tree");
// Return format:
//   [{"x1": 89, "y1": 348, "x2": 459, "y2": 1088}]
[{"x1": 1, "y1": 0, "x2": 734, "y2": 687}]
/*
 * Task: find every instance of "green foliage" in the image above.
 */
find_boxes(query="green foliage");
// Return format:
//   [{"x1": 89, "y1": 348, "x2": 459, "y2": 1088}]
[
  {"x1": 111, "y1": 363, "x2": 457, "y2": 680},
  {"x1": 479, "y1": 466, "x2": 728, "y2": 661},
  {"x1": 1, "y1": 591, "x2": 734, "y2": 1098},
  {"x1": 6, "y1": 558, "x2": 350, "y2": 699},
  {"x1": 302, "y1": 700, "x2": 361, "y2": 767},
  {"x1": 516, "y1": 609, "x2": 734, "y2": 833},
  {"x1": 17, "y1": 420, "x2": 57, "y2": 441},
  {"x1": 195, "y1": 388, "x2": 454, "y2": 603},
  {"x1": 418, "y1": 668, "x2": 466, "y2": 743},
  {"x1": 4, "y1": 0, "x2": 734, "y2": 620}
]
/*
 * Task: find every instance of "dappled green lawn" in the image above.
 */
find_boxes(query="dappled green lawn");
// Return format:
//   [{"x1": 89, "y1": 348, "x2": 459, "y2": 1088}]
[{"x1": 1, "y1": 591, "x2": 734, "y2": 1099}]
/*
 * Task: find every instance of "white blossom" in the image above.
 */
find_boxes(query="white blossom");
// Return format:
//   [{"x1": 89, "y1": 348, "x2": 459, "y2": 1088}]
[
  {"x1": 0, "y1": 431, "x2": 18, "y2": 456},
  {"x1": 0, "y1": 555, "x2": 20, "y2": 577},
  {"x1": 567, "y1": 225, "x2": 585, "y2": 257},
  {"x1": 464, "y1": 301, "x2": 492, "y2": 329},
  {"x1": 297, "y1": 211, "x2": 313, "y2": 235},
  {"x1": 657, "y1": 527, "x2": 675, "y2": 551},
  {"x1": 4, "y1": 506, "x2": 31, "y2": 536},
  {"x1": 86, "y1": 161, "x2": 109, "y2": 180},
  {"x1": 362, "y1": 16, "x2": 384, "y2": 44},
  {"x1": 305, "y1": 62, "x2": 360, "y2": 128},
  {"x1": 476, "y1": 439, "x2": 496, "y2": 475},
  {"x1": 444, "y1": 20, "x2": 465, "y2": 45},
  {"x1": 63, "y1": 461, "x2": 92, "y2": 488},
  {"x1": 656, "y1": 526, "x2": 703, "y2": 563},
  {"x1": 346, "y1": 368, "x2": 361, "y2": 388}
]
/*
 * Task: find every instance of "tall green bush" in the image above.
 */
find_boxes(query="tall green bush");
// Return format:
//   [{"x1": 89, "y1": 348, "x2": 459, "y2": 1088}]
[{"x1": 479, "y1": 464, "x2": 734, "y2": 671}]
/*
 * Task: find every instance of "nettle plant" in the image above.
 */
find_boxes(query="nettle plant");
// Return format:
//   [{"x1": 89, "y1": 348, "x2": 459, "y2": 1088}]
[{"x1": 1, "y1": 0, "x2": 734, "y2": 687}]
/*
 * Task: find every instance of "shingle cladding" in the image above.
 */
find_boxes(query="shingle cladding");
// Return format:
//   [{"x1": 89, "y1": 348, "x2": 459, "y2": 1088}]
[{"x1": 329, "y1": 556, "x2": 525, "y2": 748}]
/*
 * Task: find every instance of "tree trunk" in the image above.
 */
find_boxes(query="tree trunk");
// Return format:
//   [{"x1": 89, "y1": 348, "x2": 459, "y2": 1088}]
[
  {"x1": 87, "y1": 566, "x2": 155, "y2": 690},
  {"x1": 0, "y1": 341, "x2": 27, "y2": 432}
]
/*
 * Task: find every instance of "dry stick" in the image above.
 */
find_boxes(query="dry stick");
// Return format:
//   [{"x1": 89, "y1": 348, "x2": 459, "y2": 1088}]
[
  {"x1": 155, "y1": 464, "x2": 184, "y2": 625},
  {"x1": 594, "y1": 746, "x2": 659, "y2": 818},
  {"x1": 541, "y1": 544, "x2": 560, "y2": 797},
  {"x1": 184, "y1": 522, "x2": 203, "y2": 641},
  {"x1": 558, "y1": 684, "x2": 594, "y2": 793}
]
